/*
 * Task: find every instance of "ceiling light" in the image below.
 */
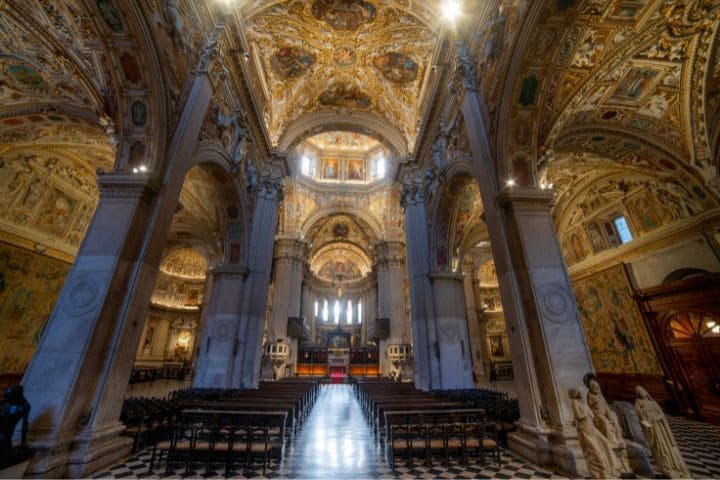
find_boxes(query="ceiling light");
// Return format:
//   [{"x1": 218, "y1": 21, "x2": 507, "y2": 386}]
[
  {"x1": 441, "y1": 0, "x2": 462, "y2": 22},
  {"x1": 138, "y1": 165, "x2": 147, "y2": 172},
  {"x1": 506, "y1": 179, "x2": 516, "y2": 187}
]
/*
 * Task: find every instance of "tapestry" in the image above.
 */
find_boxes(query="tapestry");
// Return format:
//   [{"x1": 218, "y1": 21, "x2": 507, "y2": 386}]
[
  {"x1": 573, "y1": 264, "x2": 663, "y2": 376},
  {"x1": 0, "y1": 242, "x2": 70, "y2": 375}
]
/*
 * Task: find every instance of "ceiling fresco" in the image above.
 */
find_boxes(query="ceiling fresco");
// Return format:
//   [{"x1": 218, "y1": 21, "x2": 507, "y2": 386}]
[
  {"x1": 240, "y1": 0, "x2": 439, "y2": 150},
  {"x1": 159, "y1": 247, "x2": 209, "y2": 280},
  {"x1": 306, "y1": 131, "x2": 382, "y2": 152}
]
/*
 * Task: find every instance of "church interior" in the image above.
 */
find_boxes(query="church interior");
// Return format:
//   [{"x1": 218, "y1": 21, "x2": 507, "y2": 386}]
[{"x1": 1, "y1": 0, "x2": 720, "y2": 478}]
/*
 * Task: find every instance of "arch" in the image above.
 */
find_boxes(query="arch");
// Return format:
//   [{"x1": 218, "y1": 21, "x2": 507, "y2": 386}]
[
  {"x1": 278, "y1": 111, "x2": 409, "y2": 158},
  {"x1": 301, "y1": 206, "x2": 383, "y2": 241},
  {"x1": 663, "y1": 268, "x2": 711, "y2": 285},
  {"x1": 431, "y1": 173, "x2": 484, "y2": 273}
]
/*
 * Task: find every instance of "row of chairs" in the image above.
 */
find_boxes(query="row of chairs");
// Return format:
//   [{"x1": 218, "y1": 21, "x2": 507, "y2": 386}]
[
  {"x1": 386, "y1": 410, "x2": 501, "y2": 469},
  {"x1": 434, "y1": 388, "x2": 520, "y2": 446},
  {"x1": 354, "y1": 381, "x2": 502, "y2": 470},
  {"x1": 150, "y1": 409, "x2": 286, "y2": 475},
  {"x1": 137, "y1": 379, "x2": 320, "y2": 474},
  {"x1": 120, "y1": 397, "x2": 178, "y2": 452}
]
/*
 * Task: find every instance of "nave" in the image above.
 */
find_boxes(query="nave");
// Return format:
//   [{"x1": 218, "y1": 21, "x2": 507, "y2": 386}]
[{"x1": 95, "y1": 384, "x2": 720, "y2": 480}]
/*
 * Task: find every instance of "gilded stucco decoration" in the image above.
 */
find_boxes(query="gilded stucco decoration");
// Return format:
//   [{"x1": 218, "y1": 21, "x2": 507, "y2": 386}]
[
  {"x1": 159, "y1": 248, "x2": 209, "y2": 280},
  {"x1": 241, "y1": 0, "x2": 438, "y2": 149}
]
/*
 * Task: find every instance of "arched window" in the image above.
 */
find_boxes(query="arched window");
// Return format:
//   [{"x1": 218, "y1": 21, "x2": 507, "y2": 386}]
[
  {"x1": 358, "y1": 300, "x2": 362, "y2": 324},
  {"x1": 346, "y1": 300, "x2": 353, "y2": 324},
  {"x1": 322, "y1": 299, "x2": 329, "y2": 322},
  {"x1": 333, "y1": 300, "x2": 340, "y2": 324}
]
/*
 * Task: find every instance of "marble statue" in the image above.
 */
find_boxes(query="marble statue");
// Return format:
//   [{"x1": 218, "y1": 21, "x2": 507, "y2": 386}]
[
  {"x1": 587, "y1": 379, "x2": 630, "y2": 472},
  {"x1": 569, "y1": 387, "x2": 622, "y2": 479},
  {"x1": 635, "y1": 386, "x2": 691, "y2": 479}
]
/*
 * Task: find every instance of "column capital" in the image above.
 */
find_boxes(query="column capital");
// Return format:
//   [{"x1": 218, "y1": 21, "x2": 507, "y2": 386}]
[
  {"x1": 499, "y1": 187, "x2": 555, "y2": 211},
  {"x1": 256, "y1": 173, "x2": 284, "y2": 201},
  {"x1": 374, "y1": 240, "x2": 405, "y2": 270},
  {"x1": 274, "y1": 236, "x2": 308, "y2": 266},
  {"x1": 97, "y1": 174, "x2": 160, "y2": 203}
]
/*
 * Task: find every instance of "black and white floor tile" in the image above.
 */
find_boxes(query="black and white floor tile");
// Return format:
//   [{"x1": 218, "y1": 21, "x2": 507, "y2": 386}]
[{"x1": 94, "y1": 385, "x2": 720, "y2": 479}]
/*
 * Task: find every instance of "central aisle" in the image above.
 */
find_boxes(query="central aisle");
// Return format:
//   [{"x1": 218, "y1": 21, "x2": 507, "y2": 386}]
[{"x1": 283, "y1": 384, "x2": 382, "y2": 478}]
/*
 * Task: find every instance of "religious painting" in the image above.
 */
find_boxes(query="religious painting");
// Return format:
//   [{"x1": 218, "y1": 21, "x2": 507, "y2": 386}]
[
  {"x1": 322, "y1": 157, "x2": 339, "y2": 179},
  {"x1": 7, "y1": 64, "x2": 47, "y2": 93},
  {"x1": 347, "y1": 159, "x2": 364, "y2": 181},
  {"x1": 586, "y1": 223, "x2": 607, "y2": 253},
  {"x1": 573, "y1": 264, "x2": 663, "y2": 376},
  {"x1": 318, "y1": 259, "x2": 362, "y2": 281},
  {"x1": 36, "y1": 189, "x2": 77, "y2": 235},
  {"x1": 0, "y1": 242, "x2": 71, "y2": 375},
  {"x1": 488, "y1": 335, "x2": 505, "y2": 358},
  {"x1": 373, "y1": 52, "x2": 419, "y2": 84},
  {"x1": 570, "y1": 232, "x2": 586, "y2": 263},
  {"x1": 270, "y1": 46, "x2": 316, "y2": 79},
  {"x1": 319, "y1": 82, "x2": 371, "y2": 110},
  {"x1": 435, "y1": 245, "x2": 449, "y2": 270},
  {"x1": 608, "y1": 0, "x2": 646, "y2": 18},
  {"x1": 119, "y1": 52, "x2": 142, "y2": 84},
  {"x1": 96, "y1": 0, "x2": 124, "y2": 32},
  {"x1": 333, "y1": 46, "x2": 356, "y2": 67},
  {"x1": 311, "y1": 0, "x2": 377, "y2": 31},
  {"x1": 629, "y1": 194, "x2": 659, "y2": 232},
  {"x1": 609, "y1": 67, "x2": 660, "y2": 105}
]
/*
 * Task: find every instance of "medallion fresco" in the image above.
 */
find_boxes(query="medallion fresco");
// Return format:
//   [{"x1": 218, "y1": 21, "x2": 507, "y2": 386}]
[
  {"x1": 0, "y1": 242, "x2": 71, "y2": 375},
  {"x1": 270, "y1": 46, "x2": 316, "y2": 79},
  {"x1": 333, "y1": 46, "x2": 357, "y2": 67},
  {"x1": 373, "y1": 52, "x2": 418, "y2": 84},
  {"x1": 311, "y1": 0, "x2": 377, "y2": 31},
  {"x1": 573, "y1": 264, "x2": 663, "y2": 376}
]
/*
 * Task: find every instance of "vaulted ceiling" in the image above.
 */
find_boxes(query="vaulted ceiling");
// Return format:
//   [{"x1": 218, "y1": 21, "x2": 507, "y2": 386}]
[{"x1": 238, "y1": 0, "x2": 442, "y2": 151}]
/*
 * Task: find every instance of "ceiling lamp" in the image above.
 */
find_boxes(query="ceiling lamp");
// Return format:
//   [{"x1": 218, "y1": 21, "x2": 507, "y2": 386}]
[{"x1": 441, "y1": 0, "x2": 462, "y2": 23}]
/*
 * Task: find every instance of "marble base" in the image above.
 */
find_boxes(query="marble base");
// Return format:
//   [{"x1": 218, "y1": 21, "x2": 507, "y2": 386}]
[
  {"x1": 507, "y1": 421, "x2": 587, "y2": 477},
  {"x1": 0, "y1": 460, "x2": 28, "y2": 479},
  {"x1": 66, "y1": 422, "x2": 132, "y2": 478}
]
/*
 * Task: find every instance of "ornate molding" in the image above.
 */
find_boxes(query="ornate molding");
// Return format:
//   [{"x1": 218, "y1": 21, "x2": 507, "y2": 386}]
[
  {"x1": 498, "y1": 187, "x2": 555, "y2": 211},
  {"x1": 97, "y1": 174, "x2": 160, "y2": 203}
]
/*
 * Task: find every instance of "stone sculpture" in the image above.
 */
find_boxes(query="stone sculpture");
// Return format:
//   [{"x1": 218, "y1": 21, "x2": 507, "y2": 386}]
[
  {"x1": 0, "y1": 385, "x2": 30, "y2": 469},
  {"x1": 635, "y1": 386, "x2": 691, "y2": 479},
  {"x1": 587, "y1": 379, "x2": 630, "y2": 472},
  {"x1": 569, "y1": 387, "x2": 622, "y2": 479}
]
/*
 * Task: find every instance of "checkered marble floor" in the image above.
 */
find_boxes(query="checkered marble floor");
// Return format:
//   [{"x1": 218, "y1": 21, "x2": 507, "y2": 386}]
[{"x1": 94, "y1": 385, "x2": 720, "y2": 479}]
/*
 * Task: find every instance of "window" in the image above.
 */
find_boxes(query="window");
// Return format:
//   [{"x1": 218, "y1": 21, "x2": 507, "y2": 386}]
[
  {"x1": 375, "y1": 156, "x2": 386, "y2": 179},
  {"x1": 358, "y1": 300, "x2": 362, "y2": 324},
  {"x1": 333, "y1": 300, "x2": 340, "y2": 324},
  {"x1": 314, "y1": 300, "x2": 319, "y2": 318},
  {"x1": 301, "y1": 155, "x2": 314, "y2": 176},
  {"x1": 322, "y1": 299, "x2": 329, "y2": 322},
  {"x1": 346, "y1": 300, "x2": 353, "y2": 324},
  {"x1": 614, "y1": 215, "x2": 633, "y2": 244}
]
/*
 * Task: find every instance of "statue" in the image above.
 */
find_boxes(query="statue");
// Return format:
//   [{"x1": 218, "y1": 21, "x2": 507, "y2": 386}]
[
  {"x1": 635, "y1": 386, "x2": 691, "y2": 479},
  {"x1": 587, "y1": 379, "x2": 630, "y2": 472},
  {"x1": 0, "y1": 385, "x2": 30, "y2": 469},
  {"x1": 569, "y1": 387, "x2": 622, "y2": 479}
]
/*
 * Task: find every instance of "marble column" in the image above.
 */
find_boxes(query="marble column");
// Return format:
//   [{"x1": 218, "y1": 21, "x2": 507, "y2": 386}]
[
  {"x1": 402, "y1": 180, "x2": 441, "y2": 390},
  {"x1": 462, "y1": 262, "x2": 487, "y2": 382},
  {"x1": 19, "y1": 175, "x2": 159, "y2": 476},
  {"x1": 193, "y1": 266, "x2": 246, "y2": 388},
  {"x1": 19, "y1": 34, "x2": 221, "y2": 475},
  {"x1": 456, "y1": 45, "x2": 594, "y2": 475},
  {"x1": 374, "y1": 240, "x2": 408, "y2": 377},
  {"x1": 431, "y1": 272, "x2": 474, "y2": 389},
  {"x1": 265, "y1": 236, "x2": 307, "y2": 379},
  {"x1": 267, "y1": 237, "x2": 307, "y2": 342},
  {"x1": 231, "y1": 174, "x2": 283, "y2": 388}
]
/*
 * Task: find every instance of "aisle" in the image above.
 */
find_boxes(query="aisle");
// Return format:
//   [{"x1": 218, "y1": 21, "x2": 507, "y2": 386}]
[{"x1": 281, "y1": 384, "x2": 381, "y2": 478}]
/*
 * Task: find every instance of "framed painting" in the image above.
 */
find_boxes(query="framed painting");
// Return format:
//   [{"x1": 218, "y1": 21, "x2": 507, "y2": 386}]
[
  {"x1": 323, "y1": 157, "x2": 339, "y2": 179},
  {"x1": 347, "y1": 159, "x2": 364, "y2": 181}
]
